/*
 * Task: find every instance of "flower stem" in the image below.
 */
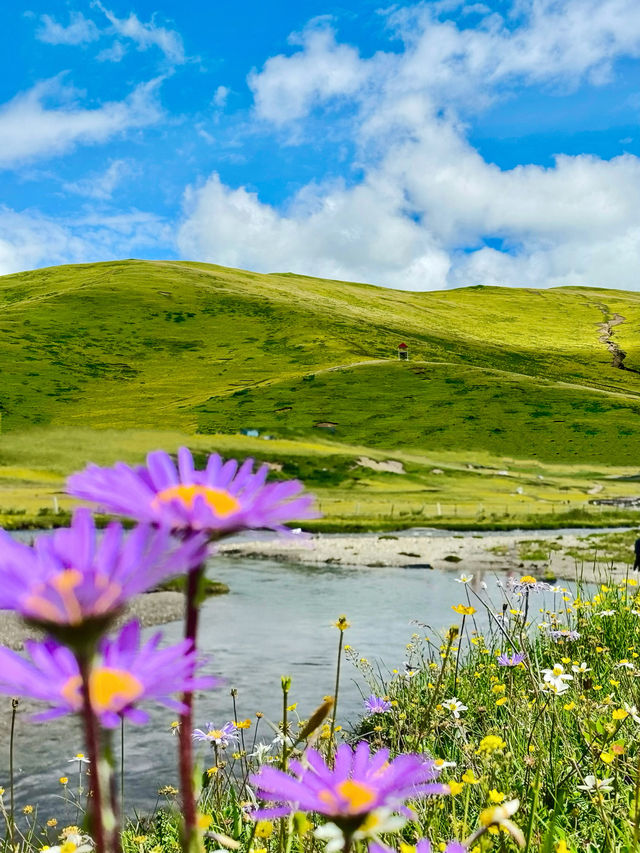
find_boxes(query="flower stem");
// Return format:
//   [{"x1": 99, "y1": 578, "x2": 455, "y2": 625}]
[
  {"x1": 179, "y1": 563, "x2": 205, "y2": 853},
  {"x1": 8, "y1": 698, "x2": 18, "y2": 849},
  {"x1": 77, "y1": 655, "x2": 107, "y2": 853},
  {"x1": 328, "y1": 629, "x2": 345, "y2": 762}
]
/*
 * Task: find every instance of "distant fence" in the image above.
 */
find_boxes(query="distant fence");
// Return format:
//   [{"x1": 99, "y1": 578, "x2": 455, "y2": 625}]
[{"x1": 313, "y1": 500, "x2": 638, "y2": 519}]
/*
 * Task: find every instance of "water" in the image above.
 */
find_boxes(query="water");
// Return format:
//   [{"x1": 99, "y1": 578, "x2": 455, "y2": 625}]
[{"x1": 0, "y1": 534, "x2": 591, "y2": 816}]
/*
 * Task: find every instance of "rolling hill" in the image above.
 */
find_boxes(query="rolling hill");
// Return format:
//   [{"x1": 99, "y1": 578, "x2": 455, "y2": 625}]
[
  {"x1": 2, "y1": 259, "x2": 640, "y2": 463},
  {"x1": 1, "y1": 258, "x2": 640, "y2": 529}
]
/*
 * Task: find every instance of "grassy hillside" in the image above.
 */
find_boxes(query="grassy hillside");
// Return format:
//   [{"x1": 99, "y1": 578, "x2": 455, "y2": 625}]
[{"x1": 1, "y1": 258, "x2": 640, "y2": 527}]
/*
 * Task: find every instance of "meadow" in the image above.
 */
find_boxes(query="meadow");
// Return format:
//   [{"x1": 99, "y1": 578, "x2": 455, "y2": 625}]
[
  {"x1": 2, "y1": 261, "x2": 640, "y2": 852},
  {"x1": 1, "y1": 259, "x2": 640, "y2": 530}
]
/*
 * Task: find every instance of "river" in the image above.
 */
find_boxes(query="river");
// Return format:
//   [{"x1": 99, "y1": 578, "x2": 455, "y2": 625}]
[{"x1": 0, "y1": 537, "x2": 586, "y2": 820}]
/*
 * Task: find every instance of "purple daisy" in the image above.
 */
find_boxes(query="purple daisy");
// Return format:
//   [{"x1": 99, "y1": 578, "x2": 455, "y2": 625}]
[
  {"x1": 0, "y1": 620, "x2": 216, "y2": 727},
  {"x1": 67, "y1": 447, "x2": 319, "y2": 537},
  {"x1": 497, "y1": 652, "x2": 526, "y2": 667},
  {"x1": 192, "y1": 721, "x2": 239, "y2": 747},
  {"x1": 364, "y1": 695, "x2": 392, "y2": 714},
  {"x1": 549, "y1": 629, "x2": 580, "y2": 642},
  {"x1": 0, "y1": 509, "x2": 206, "y2": 634},
  {"x1": 250, "y1": 741, "x2": 446, "y2": 823}
]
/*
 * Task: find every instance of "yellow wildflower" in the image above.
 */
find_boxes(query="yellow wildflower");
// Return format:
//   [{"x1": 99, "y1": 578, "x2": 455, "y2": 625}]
[
  {"x1": 334, "y1": 615, "x2": 350, "y2": 631},
  {"x1": 449, "y1": 781, "x2": 464, "y2": 795},
  {"x1": 462, "y1": 769, "x2": 480, "y2": 784},
  {"x1": 255, "y1": 821, "x2": 274, "y2": 839},
  {"x1": 477, "y1": 735, "x2": 507, "y2": 755},
  {"x1": 452, "y1": 605, "x2": 476, "y2": 616},
  {"x1": 489, "y1": 789, "x2": 505, "y2": 803}
]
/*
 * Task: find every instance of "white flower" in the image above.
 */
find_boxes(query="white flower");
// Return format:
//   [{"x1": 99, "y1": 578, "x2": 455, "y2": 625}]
[
  {"x1": 455, "y1": 574, "x2": 474, "y2": 584},
  {"x1": 67, "y1": 753, "x2": 90, "y2": 765},
  {"x1": 624, "y1": 703, "x2": 640, "y2": 723},
  {"x1": 541, "y1": 664, "x2": 573, "y2": 691},
  {"x1": 442, "y1": 697, "x2": 468, "y2": 718},
  {"x1": 577, "y1": 775, "x2": 614, "y2": 793},
  {"x1": 598, "y1": 610, "x2": 616, "y2": 617},
  {"x1": 271, "y1": 732, "x2": 295, "y2": 750},
  {"x1": 616, "y1": 660, "x2": 634, "y2": 669},
  {"x1": 537, "y1": 622, "x2": 550, "y2": 631},
  {"x1": 315, "y1": 809, "x2": 406, "y2": 853},
  {"x1": 48, "y1": 832, "x2": 94, "y2": 853},
  {"x1": 249, "y1": 742, "x2": 273, "y2": 764},
  {"x1": 540, "y1": 681, "x2": 570, "y2": 696},
  {"x1": 434, "y1": 758, "x2": 457, "y2": 770},
  {"x1": 466, "y1": 799, "x2": 524, "y2": 848},
  {"x1": 572, "y1": 662, "x2": 591, "y2": 674}
]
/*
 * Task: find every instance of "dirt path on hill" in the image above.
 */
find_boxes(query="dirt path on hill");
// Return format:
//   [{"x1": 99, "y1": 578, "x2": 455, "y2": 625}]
[{"x1": 595, "y1": 305, "x2": 628, "y2": 368}]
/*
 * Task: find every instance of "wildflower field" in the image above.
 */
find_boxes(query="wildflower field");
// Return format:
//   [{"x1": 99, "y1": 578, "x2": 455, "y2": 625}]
[{"x1": 1, "y1": 447, "x2": 640, "y2": 853}]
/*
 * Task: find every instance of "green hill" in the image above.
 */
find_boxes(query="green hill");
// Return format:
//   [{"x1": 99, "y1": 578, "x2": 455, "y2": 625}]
[{"x1": 1, "y1": 258, "x2": 640, "y2": 529}]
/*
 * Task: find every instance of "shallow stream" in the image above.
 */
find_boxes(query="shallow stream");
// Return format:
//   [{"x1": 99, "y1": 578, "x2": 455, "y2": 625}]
[{"x1": 0, "y1": 528, "x2": 598, "y2": 819}]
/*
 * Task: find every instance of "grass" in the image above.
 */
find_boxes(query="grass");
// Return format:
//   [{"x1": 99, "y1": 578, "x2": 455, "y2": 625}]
[
  {"x1": 2, "y1": 258, "x2": 640, "y2": 528},
  {"x1": 2, "y1": 426, "x2": 640, "y2": 531}
]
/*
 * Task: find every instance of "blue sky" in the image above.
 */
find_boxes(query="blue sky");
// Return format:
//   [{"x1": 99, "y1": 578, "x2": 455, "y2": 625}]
[{"x1": 3, "y1": 0, "x2": 640, "y2": 289}]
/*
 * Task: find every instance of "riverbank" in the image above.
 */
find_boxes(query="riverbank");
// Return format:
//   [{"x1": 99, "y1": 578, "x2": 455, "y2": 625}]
[
  {"x1": 0, "y1": 591, "x2": 185, "y2": 651},
  {"x1": 220, "y1": 527, "x2": 639, "y2": 583}
]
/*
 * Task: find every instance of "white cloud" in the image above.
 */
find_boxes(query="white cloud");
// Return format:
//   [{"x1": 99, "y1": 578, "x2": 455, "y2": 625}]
[
  {"x1": 0, "y1": 77, "x2": 163, "y2": 168},
  {"x1": 177, "y1": 172, "x2": 451, "y2": 289},
  {"x1": 213, "y1": 85, "x2": 230, "y2": 108},
  {"x1": 248, "y1": 21, "x2": 368, "y2": 125},
  {"x1": 94, "y1": 2, "x2": 186, "y2": 64},
  {"x1": 0, "y1": 206, "x2": 170, "y2": 277},
  {"x1": 36, "y1": 12, "x2": 100, "y2": 46},
  {"x1": 63, "y1": 159, "x2": 132, "y2": 200},
  {"x1": 97, "y1": 41, "x2": 126, "y2": 63},
  {"x1": 178, "y1": 0, "x2": 640, "y2": 290}
]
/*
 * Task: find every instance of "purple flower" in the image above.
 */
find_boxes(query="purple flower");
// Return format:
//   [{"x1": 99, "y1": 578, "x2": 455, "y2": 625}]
[
  {"x1": 0, "y1": 620, "x2": 217, "y2": 727},
  {"x1": 365, "y1": 695, "x2": 392, "y2": 714},
  {"x1": 193, "y1": 721, "x2": 239, "y2": 747},
  {"x1": 549, "y1": 629, "x2": 580, "y2": 642},
  {"x1": 0, "y1": 509, "x2": 206, "y2": 633},
  {"x1": 250, "y1": 742, "x2": 446, "y2": 823},
  {"x1": 67, "y1": 447, "x2": 319, "y2": 537},
  {"x1": 371, "y1": 841, "x2": 465, "y2": 853},
  {"x1": 497, "y1": 652, "x2": 526, "y2": 667},
  {"x1": 506, "y1": 577, "x2": 551, "y2": 594}
]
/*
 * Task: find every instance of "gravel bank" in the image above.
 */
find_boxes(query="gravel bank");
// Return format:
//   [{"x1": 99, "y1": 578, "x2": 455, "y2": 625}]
[
  {"x1": 0, "y1": 590, "x2": 184, "y2": 650},
  {"x1": 220, "y1": 530, "x2": 635, "y2": 584}
]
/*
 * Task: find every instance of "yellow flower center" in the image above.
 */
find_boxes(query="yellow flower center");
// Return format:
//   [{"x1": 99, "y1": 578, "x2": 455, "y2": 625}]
[
  {"x1": 153, "y1": 484, "x2": 240, "y2": 517},
  {"x1": 318, "y1": 779, "x2": 377, "y2": 814},
  {"x1": 61, "y1": 667, "x2": 144, "y2": 713},
  {"x1": 25, "y1": 569, "x2": 84, "y2": 625}
]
